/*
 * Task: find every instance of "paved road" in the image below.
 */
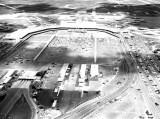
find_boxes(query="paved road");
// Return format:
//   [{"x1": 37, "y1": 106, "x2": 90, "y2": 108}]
[
  {"x1": 56, "y1": 33, "x2": 136, "y2": 119},
  {"x1": 56, "y1": 70, "x2": 135, "y2": 119},
  {"x1": 120, "y1": 33, "x2": 160, "y2": 119},
  {"x1": 0, "y1": 80, "x2": 37, "y2": 119},
  {"x1": 0, "y1": 80, "x2": 24, "y2": 119},
  {"x1": 22, "y1": 81, "x2": 38, "y2": 119}
]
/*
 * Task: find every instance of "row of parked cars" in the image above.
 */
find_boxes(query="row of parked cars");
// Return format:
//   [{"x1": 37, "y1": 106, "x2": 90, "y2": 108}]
[
  {"x1": 127, "y1": 33, "x2": 160, "y2": 110},
  {"x1": 0, "y1": 42, "x2": 12, "y2": 58}
]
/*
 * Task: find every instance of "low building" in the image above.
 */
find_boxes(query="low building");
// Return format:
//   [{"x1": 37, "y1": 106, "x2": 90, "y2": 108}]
[
  {"x1": 0, "y1": 69, "x2": 15, "y2": 84},
  {"x1": 90, "y1": 64, "x2": 99, "y2": 77},
  {"x1": 80, "y1": 64, "x2": 86, "y2": 79},
  {"x1": 52, "y1": 100, "x2": 57, "y2": 108}
]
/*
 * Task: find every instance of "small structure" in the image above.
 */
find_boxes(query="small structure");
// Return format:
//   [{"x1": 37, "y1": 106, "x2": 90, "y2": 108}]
[
  {"x1": 18, "y1": 76, "x2": 40, "y2": 80},
  {"x1": 52, "y1": 100, "x2": 57, "y2": 108},
  {"x1": 57, "y1": 77, "x2": 64, "y2": 82},
  {"x1": 54, "y1": 87, "x2": 59, "y2": 93},
  {"x1": 79, "y1": 78, "x2": 85, "y2": 83},
  {"x1": 0, "y1": 85, "x2": 3, "y2": 90},
  {"x1": 80, "y1": 64, "x2": 86, "y2": 79},
  {"x1": 59, "y1": 63, "x2": 69, "y2": 80},
  {"x1": 0, "y1": 69, "x2": 15, "y2": 84},
  {"x1": 18, "y1": 71, "x2": 40, "y2": 80},
  {"x1": 90, "y1": 64, "x2": 99, "y2": 77},
  {"x1": 79, "y1": 82, "x2": 84, "y2": 87}
]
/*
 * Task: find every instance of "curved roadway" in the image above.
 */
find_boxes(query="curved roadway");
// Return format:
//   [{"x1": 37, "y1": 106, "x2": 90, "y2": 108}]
[
  {"x1": 0, "y1": 26, "x2": 135, "y2": 119},
  {"x1": 0, "y1": 80, "x2": 37, "y2": 119},
  {"x1": 54, "y1": 32, "x2": 136, "y2": 119}
]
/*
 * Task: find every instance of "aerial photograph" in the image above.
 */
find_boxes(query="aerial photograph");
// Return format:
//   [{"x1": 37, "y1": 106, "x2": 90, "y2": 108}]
[{"x1": 1, "y1": 0, "x2": 160, "y2": 119}]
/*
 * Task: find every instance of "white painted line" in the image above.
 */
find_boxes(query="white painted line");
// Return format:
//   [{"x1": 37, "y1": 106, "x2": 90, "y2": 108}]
[
  {"x1": 33, "y1": 34, "x2": 56, "y2": 61},
  {"x1": 0, "y1": 4, "x2": 16, "y2": 10},
  {"x1": 94, "y1": 35, "x2": 97, "y2": 63}
]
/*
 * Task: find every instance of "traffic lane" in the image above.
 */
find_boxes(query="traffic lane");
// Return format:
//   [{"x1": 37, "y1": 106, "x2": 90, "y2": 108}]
[
  {"x1": 139, "y1": 42, "x2": 160, "y2": 73},
  {"x1": 137, "y1": 35, "x2": 160, "y2": 67},
  {"x1": 4, "y1": 94, "x2": 32, "y2": 119},
  {"x1": 0, "y1": 89, "x2": 23, "y2": 119},
  {"x1": 0, "y1": 81, "x2": 33, "y2": 119},
  {"x1": 131, "y1": 36, "x2": 160, "y2": 75},
  {"x1": 109, "y1": 60, "x2": 129, "y2": 86},
  {"x1": 138, "y1": 75, "x2": 160, "y2": 119},
  {"x1": 57, "y1": 90, "x2": 99, "y2": 114},
  {"x1": 59, "y1": 74, "x2": 135, "y2": 119},
  {"x1": 64, "y1": 58, "x2": 135, "y2": 115},
  {"x1": 0, "y1": 69, "x2": 7, "y2": 80},
  {"x1": 124, "y1": 34, "x2": 155, "y2": 74},
  {"x1": 80, "y1": 91, "x2": 99, "y2": 104},
  {"x1": 125, "y1": 37, "x2": 160, "y2": 118},
  {"x1": 122, "y1": 30, "x2": 160, "y2": 116},
  {"x1": 0, "y1": 81, "x2": 24, "y2": 106},
  {"x1": 57, "y1": 91, "x2": 81, "y2": 113},
  {"x1": 126, "y1": 35, "x2": 160, "y2": 112},
  {"x1": 0, "y1": 81, "x2": 25, "y2": 118},
  {"x1": 63, "y1": 105, "x2": 97, "y2": 119},
  {"x1": 119, "y1": 59, "x2": 129, "y2": 74},
  {"x1": 137, "y1": 55, "x2": 153, "y2": 74},
  {"x1": 137, "y1": 65, "x2": 160, "y2": 109},
  {"x1": 101, "y1": 65, "x2": 129, "y2": 96},
  {"x1": 149, "y1": 55, "x2": 160, "y2": 72},
  {"x1": 10, "y1": 80, "x2": 24, "y2": 88},
  {"x1": 23, "y1": 88, "x2": 37, "y2": 119}
]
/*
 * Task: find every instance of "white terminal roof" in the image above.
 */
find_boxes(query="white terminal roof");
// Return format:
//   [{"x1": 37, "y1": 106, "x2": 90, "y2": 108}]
[
  {"x1": 90, "y1": 64, "x2": 99, "y2": 77},
  {"x1": 79, "y1": 78, "x2": 85, "y2": 83},
  {"x1": 18, "y1": 71, "x2": 38, "y2": 80},
  {"x1": 79, "y1": 82, "x2": 84, "y2": 87},
  {"x1": 0, "y1": 69, "x2": 15, "y2": 84},
  {"x1": 59, "y1": 63, "x2": 69, "y2": 78},
  {"x1": 80, "y1": 64, "x2": 87, "y2": 78}
]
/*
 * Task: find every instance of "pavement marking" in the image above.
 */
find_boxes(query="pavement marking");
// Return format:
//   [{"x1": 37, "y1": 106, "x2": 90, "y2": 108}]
[
  {"x1": 94, "y1": 35, "x2": 97, "y2": 63},
  {"x1": 33, "y1": 34, "x2": 56, "y2": 61}
]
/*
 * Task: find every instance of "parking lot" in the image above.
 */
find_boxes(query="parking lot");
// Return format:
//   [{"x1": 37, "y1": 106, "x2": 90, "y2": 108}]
[
  {"x1": 0, "y1": 31, "x2": 56, "y2": 70},
  {"x1": 37, "y1": 30, "x2": 121, "y2": 64}
]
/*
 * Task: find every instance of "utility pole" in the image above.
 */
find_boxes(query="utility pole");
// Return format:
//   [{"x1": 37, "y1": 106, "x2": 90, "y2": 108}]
[{"x1": 94, "y1": 34, "x2": 97, "y2": 63}]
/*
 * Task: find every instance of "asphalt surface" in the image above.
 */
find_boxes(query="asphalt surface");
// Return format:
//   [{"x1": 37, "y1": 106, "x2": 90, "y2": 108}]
[
  {"x1": 0, "y1": 80, "x2": 36, "y2": 119},
  {"x1": 0, "y1": 81, "x2": 24, "y2": 119},
  {"x1": 56, "y1": 34, "x2": 136, "y2": 119},
  {"x1": 120, "y1": 32, "x2": 160, "y2": 119},
  {"x1": 1, "y1": 25, "x2": 160, "y2": 119}
]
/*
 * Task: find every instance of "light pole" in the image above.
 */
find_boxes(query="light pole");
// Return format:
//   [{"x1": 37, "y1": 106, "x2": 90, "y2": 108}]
[{"x1": 94, "y1": 34, "x2": 97, "y2": 63}]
